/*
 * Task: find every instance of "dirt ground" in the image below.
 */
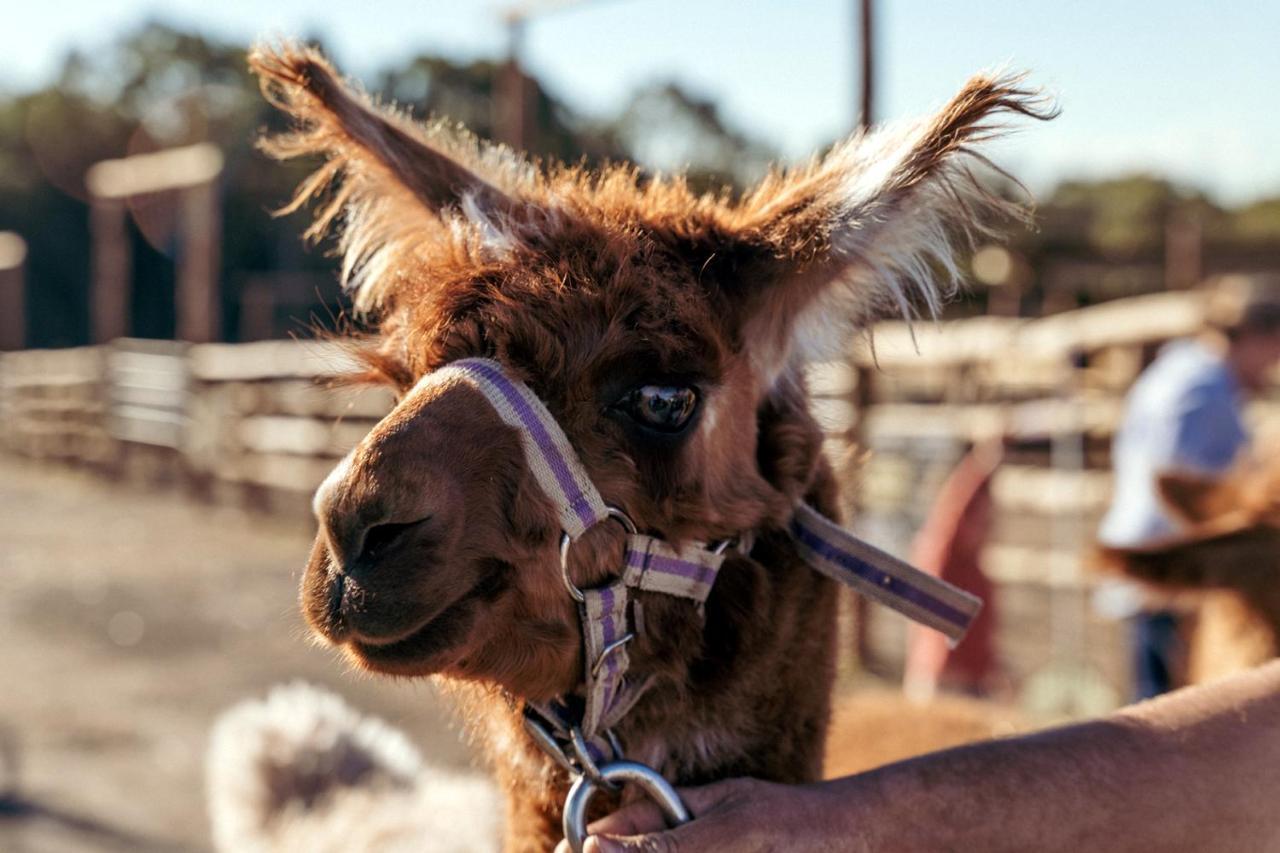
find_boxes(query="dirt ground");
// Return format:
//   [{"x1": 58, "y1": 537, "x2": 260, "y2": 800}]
[{"x1": 0, "y1": 456, "x2": 477, "y2": 852}]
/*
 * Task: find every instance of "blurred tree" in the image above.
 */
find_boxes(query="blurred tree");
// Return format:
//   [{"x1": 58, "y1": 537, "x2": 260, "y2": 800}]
[
  {"x1": 611, "y1": 82, "x2": 775, "y2": 192},
  {"x1": 0, "y1": 22, "x2": 319, "y2": 346},
  {"x1": 0, "y1": 22, "x2": 772, "y2": 346},
  {"x1": 1042, "y1": 175, "x2": 1192, "y2": 255},
  {"x1": 3, "y1": 21, "x2": 1279, "y2": 343},
  {"x1": 376, "y1": 56, "x2": 622, "y2": 166},
  {"x1": 1226, "y1": 198, "x2": 1280, "y2": 243}
]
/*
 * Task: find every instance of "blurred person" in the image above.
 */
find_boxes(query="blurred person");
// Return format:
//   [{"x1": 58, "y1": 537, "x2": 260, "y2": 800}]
[
  {"x1": 1096, "y1": 276, "x2": 1280, "y2": 700},
  {"x1": 903, "y1": 442, "x2": 1002, "y2": 700}
]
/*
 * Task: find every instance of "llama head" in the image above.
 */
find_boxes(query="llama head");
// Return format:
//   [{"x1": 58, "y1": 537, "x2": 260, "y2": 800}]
[{"x1": 251, "y1": 44, "x2": 1051, "y2": 699}]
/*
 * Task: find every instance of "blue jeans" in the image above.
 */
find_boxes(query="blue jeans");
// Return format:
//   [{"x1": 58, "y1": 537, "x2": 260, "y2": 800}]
[{"x1": 1132, "y1": 610, "x2": 1180, "y2": 700}]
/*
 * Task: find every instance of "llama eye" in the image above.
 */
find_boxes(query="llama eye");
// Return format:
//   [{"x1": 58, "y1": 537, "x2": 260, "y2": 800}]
[{"x1": 615, "y1": 385, "x2": 699, "y2": 433}]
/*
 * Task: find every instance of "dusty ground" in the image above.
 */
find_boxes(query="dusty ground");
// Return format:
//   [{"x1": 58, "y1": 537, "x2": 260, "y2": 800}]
[{"x1": 0, "y1": 456, "x2": 476, "y2": 852}]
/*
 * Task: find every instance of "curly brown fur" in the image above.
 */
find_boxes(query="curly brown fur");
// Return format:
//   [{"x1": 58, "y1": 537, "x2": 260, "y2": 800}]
[{"x1": 249, "y1": 41, "x2": 1050, "y2": 850}]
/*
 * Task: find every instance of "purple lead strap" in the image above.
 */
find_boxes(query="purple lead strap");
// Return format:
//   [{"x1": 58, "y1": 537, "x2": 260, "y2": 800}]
[{"x1": 791, "y1": 503, "x2": 981, "y2": 645}]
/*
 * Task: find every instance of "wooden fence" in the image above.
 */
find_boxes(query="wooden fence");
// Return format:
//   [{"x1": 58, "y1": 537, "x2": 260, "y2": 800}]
[{"x1": 5, "y1": 290, "x2": 1276, "y2": 711}]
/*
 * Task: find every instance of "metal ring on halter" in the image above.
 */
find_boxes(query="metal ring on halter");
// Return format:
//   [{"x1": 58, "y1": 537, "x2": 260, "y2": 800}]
[
  {"x1": 559, "y1": 506, "x2": 638, "y2": 603},
  {"x1": 562, "y1": 760, "x2": 692, "y2": 853},
  {"x1": 590, "y1": 633, "x2": 635, "y2": 678}
]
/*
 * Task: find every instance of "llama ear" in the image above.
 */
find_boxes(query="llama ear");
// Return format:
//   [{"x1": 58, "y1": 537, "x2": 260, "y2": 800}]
[
  {"x1": 731, "y1": 73, "x2": 1055, "y2": 378},
  {"x1": 249, "y1": 43, "x2": 523, "y2": 310}
]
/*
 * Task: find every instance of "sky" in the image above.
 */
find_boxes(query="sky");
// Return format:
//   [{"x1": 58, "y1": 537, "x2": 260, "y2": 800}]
[{"x1": 4, "y1": 0, "x2": 1279, "y2": 205}]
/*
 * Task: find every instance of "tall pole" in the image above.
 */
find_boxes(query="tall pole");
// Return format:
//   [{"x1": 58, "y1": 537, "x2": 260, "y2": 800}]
[
  {"x1": 90, "y1": 197, "x2": 130, "y2": 343},
  {"x1": 497, "y1": 14, "x2": 531, "y2": 150},
  {"x1": 848, "y1": 0, "x2": 877, "y2": 673},
  {"x1": 858, "y1": 0, "x2": 875, "y2": 132},
  {"x1": 0, "y1": 232, "x2": 26, "y2": 350},
  {"x1": 496, "y1": 1, "x2": 595, "y2": 150},
  {"x1": 177, "y1": 179, "x2": 222, "y2": 343}
]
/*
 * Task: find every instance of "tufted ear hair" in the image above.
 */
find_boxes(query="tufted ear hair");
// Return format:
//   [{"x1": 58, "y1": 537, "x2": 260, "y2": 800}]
[
  {"x1": 250, "y1": 43, "x2": 534, "y2": 312},
  {"x1": 729, "y1": 73, "x2": 1055, "y2": 381}
]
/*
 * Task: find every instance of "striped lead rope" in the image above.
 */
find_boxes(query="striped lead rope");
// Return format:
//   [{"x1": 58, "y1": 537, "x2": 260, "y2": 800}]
[{"x1": 790, "y1": 502, "x2": 981, "y2": 645}]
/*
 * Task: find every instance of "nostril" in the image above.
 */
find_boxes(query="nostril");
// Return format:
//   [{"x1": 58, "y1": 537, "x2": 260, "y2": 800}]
[{"x1": 358, "y1": 518, "x2": 429, "y2": 563}]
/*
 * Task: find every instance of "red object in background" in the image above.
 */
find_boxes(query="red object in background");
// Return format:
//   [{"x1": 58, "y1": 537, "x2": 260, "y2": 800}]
[{"x1": 904, "y1": 445, "x2": 1001, "y2": 698}]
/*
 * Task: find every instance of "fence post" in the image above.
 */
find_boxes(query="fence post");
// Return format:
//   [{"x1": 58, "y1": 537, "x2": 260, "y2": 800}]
[
  {"x1": 90, "y1": 198, "x2": 130, "y2": 343},
  {"x1": 0, "y1": 232, "x2": 26, "y2": 350}
]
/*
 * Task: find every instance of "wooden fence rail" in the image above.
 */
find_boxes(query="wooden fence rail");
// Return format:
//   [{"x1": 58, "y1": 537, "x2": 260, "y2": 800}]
[{"x1": 4, "y1": 291, "x2": 1276, "y2": 708}]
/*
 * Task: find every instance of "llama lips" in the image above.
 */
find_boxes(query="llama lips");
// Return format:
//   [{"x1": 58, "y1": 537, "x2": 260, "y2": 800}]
[
  {"x1": 335, "y1": 571, "x2": 494, "y2": 671},
  {"x1": 345, "y1": 595, "x2": 478, "y2": 676}
]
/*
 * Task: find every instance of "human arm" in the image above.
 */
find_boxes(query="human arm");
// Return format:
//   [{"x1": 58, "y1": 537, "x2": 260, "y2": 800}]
[{"x1": 567, "y1": 660, "x2": 1280, "y2": 852}]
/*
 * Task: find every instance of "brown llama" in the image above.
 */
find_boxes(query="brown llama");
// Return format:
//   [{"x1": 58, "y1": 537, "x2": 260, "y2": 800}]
[
  {"x1": 245, "y1": 43, "x2": 1051, "y2": 851},
  {"x1": 1096, "y1": 453, "x2": 1280, "y2": 684}
]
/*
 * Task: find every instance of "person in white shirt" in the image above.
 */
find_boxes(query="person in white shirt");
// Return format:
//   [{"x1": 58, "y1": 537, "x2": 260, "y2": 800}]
[{"x1": 1097, "y1": 276, "x2": 1280, "y2": 698}]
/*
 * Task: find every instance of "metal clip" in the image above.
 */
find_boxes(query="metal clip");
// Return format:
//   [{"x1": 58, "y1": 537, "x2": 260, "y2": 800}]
[
  {"x1": 562, "y1": 760, "x2": 691, "y2": 853},
  {"x1": 569, "y1": 726, "x2": 616, "y2": 791},
  {"x1": 522, "y1": 713, "x2": 577, "y2": 777},
  {"x1": 591, "y1": 633, "x2": 635, "y2": 677},
  {"x1": 709, "y1": 536, "x2": 737, "y2": 556},
  {"x1": 560, "y1": 506, "x2": 638, "y2": 603}
]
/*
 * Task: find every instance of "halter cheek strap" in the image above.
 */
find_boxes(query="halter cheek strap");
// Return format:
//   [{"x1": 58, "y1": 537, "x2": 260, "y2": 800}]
[{"x1": 423, "y1": 358, "x2": 981, "y2": 757}]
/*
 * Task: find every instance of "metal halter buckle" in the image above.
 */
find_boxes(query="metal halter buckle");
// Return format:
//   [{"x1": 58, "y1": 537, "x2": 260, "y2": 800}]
[
  {"x1": 521, "y1": 714, "x2": 623, "y2": 783},
  {"x1": 562, "y1": 760, "x2": 692, "y2": 853},
  {"x1": 569, "y1": 726, "x2": 615, "y2": 790},
  {"x1": 709, "y1": 536, "x2": 738, "y2": 556},
  {"x1": 522, "y1": 713, "x2": 578, "y2": 777},
  {"x1": 591, "y1": 633, "x2": 635, "y2": 677},
  {"x1": 559, "y1": 505, "x2": 637, "y2": 603}
]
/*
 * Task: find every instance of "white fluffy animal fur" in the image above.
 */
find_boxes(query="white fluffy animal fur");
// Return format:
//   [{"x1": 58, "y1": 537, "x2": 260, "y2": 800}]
[{"x1": 207, "y1": 682, "x2": 500, "y2": 852}]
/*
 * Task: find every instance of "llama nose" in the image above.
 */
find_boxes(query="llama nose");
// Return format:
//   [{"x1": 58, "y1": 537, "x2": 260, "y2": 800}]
[
  {"x1": 348, "y1": 518, "x2": 431, "y2": 572},
  {"x1": 318, "y1": 503, "x2": 432, "y2": 578},
  {"x1": 312, "y1": 469, "x2": 400, "y2": 574},
  {"x1": 314, "y1": 474, "x2": 436, "y2": 579}
]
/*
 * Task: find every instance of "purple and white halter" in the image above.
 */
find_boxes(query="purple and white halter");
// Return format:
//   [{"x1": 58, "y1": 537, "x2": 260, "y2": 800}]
[
  {"x1": 425, "y1": 358, "x2": 981, "y2": 846},
  {"x1": 427, "y1": 358, "x2": 981, "y2": 742}
]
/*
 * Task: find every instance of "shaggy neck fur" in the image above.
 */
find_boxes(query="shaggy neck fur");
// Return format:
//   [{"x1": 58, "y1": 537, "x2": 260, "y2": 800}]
[
  {"x1": 422, "y1": 375, "x2": 845, "y2": 851},
  {"x1": 474, "y1": 473, "x2": 842, "y2": 852}
]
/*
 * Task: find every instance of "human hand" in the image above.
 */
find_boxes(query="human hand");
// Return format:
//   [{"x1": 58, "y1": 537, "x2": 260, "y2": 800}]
[{"x1": 553, "y1": 776, "x2": 845, "y2": 853}]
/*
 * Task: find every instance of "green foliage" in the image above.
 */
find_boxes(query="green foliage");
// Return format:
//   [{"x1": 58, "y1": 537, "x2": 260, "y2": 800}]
[
  {"x1": 0, "y1": 21, "x2": 772, "y2": 346},
  {"x1": 1043, "y1": 175, "x2": 1194, "y2": 254},
  {"x1": 1228, "y1": 198, "x2": 1280, "y2": 242},
  {"x1": 2, "y1": 20, "x2": 1279, "y2": 343}
]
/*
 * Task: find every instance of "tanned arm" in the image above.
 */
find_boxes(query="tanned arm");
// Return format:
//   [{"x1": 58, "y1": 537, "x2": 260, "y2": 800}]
[{"x1": 569, "y1": 661, "x2": 1280, "y2": 852}]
